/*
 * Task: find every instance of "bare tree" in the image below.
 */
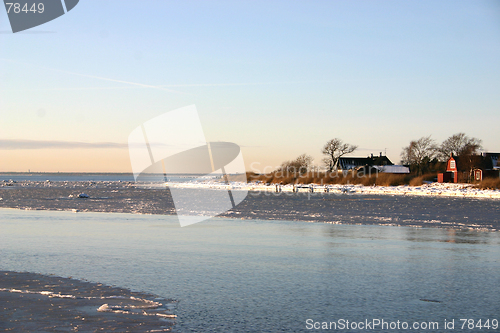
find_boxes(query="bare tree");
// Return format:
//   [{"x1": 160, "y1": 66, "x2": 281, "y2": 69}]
[
  {"x1": 436, "y1": 133, "x2": 483, "y2": 182},
  {"x1": 438, "y1": 133, "x2": 482, "y2": 161},
  {"x1": 400, "y1": 136, "x2": 438, "y2": 175},
  {"x1": 279, "y1": 154, "x2": 313, "y2": 175},
  {"x1": 322, "y1": 138, "x2": 358, "y2": 172}
]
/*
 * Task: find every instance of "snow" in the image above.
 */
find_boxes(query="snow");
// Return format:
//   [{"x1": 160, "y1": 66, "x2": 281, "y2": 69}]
[
  {"x1": 377, "y1": 165, "x2": 410, "y2": 174},
  {"x1": 165, "y1": 180, "x2": 500, "y2": 199},
  {"x1": 1, "y1": 287, "x2": 176, "y2": 318}
]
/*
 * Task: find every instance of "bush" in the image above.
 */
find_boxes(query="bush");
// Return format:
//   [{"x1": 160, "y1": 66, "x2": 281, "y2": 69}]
[
  {"x1": 475, "y1": 178, "x2": 500, "y2": 190},
  {"x1": 278, "y1": 154, "x2": 313, "y2": 175}
]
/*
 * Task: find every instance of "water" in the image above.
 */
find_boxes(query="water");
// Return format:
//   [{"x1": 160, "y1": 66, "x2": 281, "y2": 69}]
[
  {"x1": 2, "y1": 177, "x2": 499, "y2": 230},
  {"x1": 1, "y1": 209, "x2": 499, "y2": 332},
  {"x1": 0, "y1": 172, "x2": 213, "y2": 183},
  {"x1": 238, "y1": 192, "x2": 500, "y2": 230},
  {"x1": 0, "y1": 173, "x2": 135, "y2": 182}
]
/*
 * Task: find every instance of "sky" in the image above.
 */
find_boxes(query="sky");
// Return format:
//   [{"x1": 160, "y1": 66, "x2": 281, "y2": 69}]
[{"x1": 0, "y1": 0, "x2": 499, "y2": 173}]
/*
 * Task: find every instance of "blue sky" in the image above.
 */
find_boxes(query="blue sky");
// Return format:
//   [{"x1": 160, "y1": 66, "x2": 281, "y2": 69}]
[{"x1": 1, "y1": 0, "x2": 499, "y2": 172}]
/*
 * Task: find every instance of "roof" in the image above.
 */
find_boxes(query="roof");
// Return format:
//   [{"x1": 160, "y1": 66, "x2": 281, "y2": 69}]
[
  {"x1": 448, "y1": 153, "x2": 498, "y2": 171},
  {"x1": 483, "y1": 153, "x2": 500, "y2": 170},
  {"x1": 377, "y1": 165, "x2": 410, "y2": 174},
  {"x1": 338, "y1": 155, "x2": 393, "y2": 170}
]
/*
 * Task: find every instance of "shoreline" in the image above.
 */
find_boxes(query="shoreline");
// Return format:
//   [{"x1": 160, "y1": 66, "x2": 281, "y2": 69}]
[
  {"x1": 2, "y1": 178, "x2": 500, "y2": 200},
  {"x1": 1, "y1": 180, "x2": 499, "y2": 231},
  {"x1": 170, "y1": 181, "x2": 500, "y2": 199},
  {"x1": 0, "y1": 270, "x2": 176, "y2": 332}
]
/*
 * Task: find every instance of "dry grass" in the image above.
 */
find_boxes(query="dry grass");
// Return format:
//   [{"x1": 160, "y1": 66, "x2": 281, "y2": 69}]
[
  {"x1": 409, "y1": 173, "x2": 436, "y2": 186},
  {"x1": 409, "y1": 176, "x2": 424, "y2": 186},
  {"x1": 247, "y1": 170, "x2": 499, "y2": 188},
  {"x1": 375, "y1": 174, "x2": 410, "y2": 186},
  {"x1": 475, "y1": 178, "x2": 500, "y2": 190},
  {"x1": 247, "y1": 170, "x2": 412, "y2": 186}
]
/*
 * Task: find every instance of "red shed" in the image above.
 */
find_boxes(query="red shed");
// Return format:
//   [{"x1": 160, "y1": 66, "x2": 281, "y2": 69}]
[{"x1": 437, "y1": 155, "x2": 458, "y2": 183}]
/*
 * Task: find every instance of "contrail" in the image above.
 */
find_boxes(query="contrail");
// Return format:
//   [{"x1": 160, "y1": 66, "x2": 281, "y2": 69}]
[
  {"x1": 161, "y1": 81, "x2": 305, "y2": 87},
  {"x1": 51, "y1": 68, "x2": 187, "y2": 94},
  {"x1": 0, "y1": 58, "x2": 186, "y2": 94}
]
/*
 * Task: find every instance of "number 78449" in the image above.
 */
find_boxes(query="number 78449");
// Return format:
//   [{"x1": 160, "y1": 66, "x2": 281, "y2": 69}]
[{"x1": 5, "y1": 2, "x2": 45, "y2": 14}]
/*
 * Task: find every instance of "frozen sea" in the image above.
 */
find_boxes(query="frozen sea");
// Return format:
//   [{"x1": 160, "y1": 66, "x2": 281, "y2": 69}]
[
  {"x1": 1, "y1": 173, "x2": 499, "y2": 331},
  {"x1": 1, "y1": 208, "x2": 499, "y2": 332}
]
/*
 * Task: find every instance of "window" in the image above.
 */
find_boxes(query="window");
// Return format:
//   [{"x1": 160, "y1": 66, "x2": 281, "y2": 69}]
[{"x1": 450, "y1": 160, "x2": 455, "y2": 169}]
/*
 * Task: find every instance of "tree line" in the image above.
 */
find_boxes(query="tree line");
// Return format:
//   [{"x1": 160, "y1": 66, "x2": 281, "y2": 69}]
[
  {"x1": 400, "y1": 133, "x2": 485, "y2": 179},
  {"x1": 278, "y1": 138, "x2": 357, "y2": 175},
  {"x1": 280, "y1": 133, "x2": 485, "y2": 178}
]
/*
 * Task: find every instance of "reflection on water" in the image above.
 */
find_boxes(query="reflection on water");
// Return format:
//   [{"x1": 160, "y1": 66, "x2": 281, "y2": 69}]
[
  {"x1": 233, "y1": 192, "x2": 500, "y2": 231},
  {"x1": 403, "y1": 227, "x2": 499, "y2": 245},
  {"x1": 0, "y1": 209, "x2": 499, "y2": 332}
]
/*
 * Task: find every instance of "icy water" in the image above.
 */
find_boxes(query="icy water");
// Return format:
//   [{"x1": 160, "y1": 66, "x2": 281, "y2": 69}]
[
  {"x1": 1, "y1": 209, "x2": 499, "y2": 332},
  {"x1": 2, "y1": 179, "x2": 500, "y2": 230},
  {"x1": 0, "y1": 173, "x2": 136, "y2": 182},
  {"x1": 0, "y1": 172, "x2": 210, "y2": 183}
]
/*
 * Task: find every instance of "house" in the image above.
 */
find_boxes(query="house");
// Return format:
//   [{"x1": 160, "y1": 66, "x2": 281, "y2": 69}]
[
  {"x1": 338, "y1": 153, "x2": 392, "y2": 171},
  {"x1": 478, "y1": 153, "x2": 500, "y2": 180},
  {"x1": 338, "y1": 153, "x2": 409, "y2": 174},
  {"x1": 437, "y1": 155, "x2": 459, "y2": 183},
  {"x1": 438, "y1": 153, "x2": 500, "y2": 183},
  {"x1": 483, "y1": 153, "x2": 500, "y2": 170}
]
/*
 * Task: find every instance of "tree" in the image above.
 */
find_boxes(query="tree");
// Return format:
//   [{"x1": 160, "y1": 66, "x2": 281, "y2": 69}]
[
  {"x1": 438, "y1": 133, "x2": 482, "y2": 161},
  {"x1": 400, "y1": 136, "x2": 438, "y2": 175},
  {"x1": 279, "y1": 154, "x2": 313, "y2": 175},
  {"x1": 437, "y1": 133, "x2": 483, "y2": 182},
  {"x1": 322, "y1": 138, "x2": 358, "y2": 172}
]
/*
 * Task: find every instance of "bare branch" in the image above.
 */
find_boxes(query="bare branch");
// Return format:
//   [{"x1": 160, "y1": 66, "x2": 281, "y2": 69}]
[
  {"x1": 322, "y1": 138, "x2": 358, "y2": 171},
  {"x1": 438, "y1": 133, "x2": 482, "y2": 161},
  {"x1": 400, "y1": 135, "x2": 437, "y2": 175},
  {"x1": 278, "y1": 154, "x2": 313, "y2": 175}
]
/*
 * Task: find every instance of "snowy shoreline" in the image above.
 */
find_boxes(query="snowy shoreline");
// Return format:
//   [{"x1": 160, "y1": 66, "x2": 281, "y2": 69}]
[
  {"x1": 166, "y1": 181, "x2": 500, "y2": 199},
  {"x1": 1, "y1": 179, "x2": 499, "y2": 200},
  {"x1": 1, "y1": 179, "x2": 498, "y2": 231}
]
